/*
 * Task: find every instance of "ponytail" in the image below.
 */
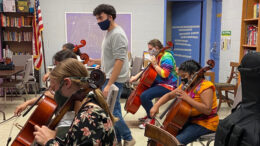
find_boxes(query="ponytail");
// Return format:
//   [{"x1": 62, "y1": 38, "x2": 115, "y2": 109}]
[{"x1": 93, "y1": 88, "x2": 118, "y2": 124}]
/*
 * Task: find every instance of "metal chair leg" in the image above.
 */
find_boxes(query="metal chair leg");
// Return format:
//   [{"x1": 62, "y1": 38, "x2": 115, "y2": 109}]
[{"x1": 0, "y1": 110, "x2": 6, "y2": 120}]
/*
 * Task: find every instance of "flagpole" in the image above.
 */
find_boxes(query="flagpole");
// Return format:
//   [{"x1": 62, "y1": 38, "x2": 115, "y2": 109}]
[{"x1": 40, "y1": 32, "x2": 48, "y2": 87}]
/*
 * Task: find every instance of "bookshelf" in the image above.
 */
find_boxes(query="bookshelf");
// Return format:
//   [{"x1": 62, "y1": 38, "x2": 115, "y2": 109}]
[
  {"x1": 0, "y1": 12, "x2": 33, "y2": 57},
  {"x1": 239, "y1": 0, "x2": 260, "y2": 61}
]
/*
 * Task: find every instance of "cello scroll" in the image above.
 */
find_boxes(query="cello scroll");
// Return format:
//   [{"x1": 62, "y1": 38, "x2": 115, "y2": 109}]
[{"x1": 73, "y1": 40, "x2": 89, "y2": 64}]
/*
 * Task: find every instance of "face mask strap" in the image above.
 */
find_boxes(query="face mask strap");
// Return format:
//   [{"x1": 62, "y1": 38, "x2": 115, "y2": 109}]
[
  {"x1": 69, "y1": 77, "x2": 97, "y2": 89},
  {"x1": 58, "y1": 80, "x2": 65, "y2": 90}
]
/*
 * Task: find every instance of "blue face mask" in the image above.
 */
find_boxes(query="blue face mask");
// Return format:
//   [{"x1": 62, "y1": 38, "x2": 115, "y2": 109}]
[{"x1": 98, "y1": 19, "x2": 110, "y2": 30}]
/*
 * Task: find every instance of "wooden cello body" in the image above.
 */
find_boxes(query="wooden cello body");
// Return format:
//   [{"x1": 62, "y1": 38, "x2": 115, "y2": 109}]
[
  {"x1": 124, "y1": 42, "x2": 174, "y2": 114},
  {"x1": 12, "y1": 96, "x2": 57, "y2": 146},
  {"x1": 124, "y1": 66, "x2": 157, "y2": 114},
  {"x1": 162, "y1": 97, "x2": 191, "y2": 136}
]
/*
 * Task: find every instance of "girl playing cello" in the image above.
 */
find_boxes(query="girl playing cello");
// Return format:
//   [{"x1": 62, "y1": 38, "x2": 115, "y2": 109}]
[
  {"x1": 129, "y1": 39, "x2": 178, "y2": 129},
  {"x1": 34, "y1": 58, "x2": 116, "y2": 145},
  {"x1": 150, "y1": 60, "x2": 219, "y2": 145}
]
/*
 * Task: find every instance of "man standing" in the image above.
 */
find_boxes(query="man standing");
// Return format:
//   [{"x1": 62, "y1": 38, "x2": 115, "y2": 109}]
[{"x1": 91, "y1": 4, "x2": 135, "y2": 146}]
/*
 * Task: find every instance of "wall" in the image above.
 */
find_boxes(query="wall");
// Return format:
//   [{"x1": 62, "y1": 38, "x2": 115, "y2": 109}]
[
  {"x1": 39, "y1": 0, "x2": 242, "y2": 83},
  {"x1": 219, "y1": 0, "x2": 242, "y2": 82},
  {"x1": 40, "y1": 0, "x2": 164, "y2": 66}
]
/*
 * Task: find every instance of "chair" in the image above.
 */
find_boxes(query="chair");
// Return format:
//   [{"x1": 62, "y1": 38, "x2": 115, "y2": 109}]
[
  {"x1": 191, "y1": 133, "x2": 215, "y2": 146},
  {"x1": 215, "y1": 62, "x2": 239, "y2": 111},
  {"x1": 106, "y1": 84, "x2": 119, "y2": 113},
  {"x1": 130, "y1": 56, "x2": 143, "y2": 77},
  {"x1": 204, "y1": 71, "x2": 215, "y2": 84},
  {"x1": 129, "y1": 56, "x2": 143, "y2": 88},
  {"x1": 144, "y1": 124, "x2": 183, "y2": 146},
  {"x1": 12, "y1": 56, "x2": 38, "y2": 96},
  {"x1": 0, "y1": 58, "x2": 33, "y2": 102},
  {"x1": 25, "y1": 58, "x2": 39, "y2": 97}
]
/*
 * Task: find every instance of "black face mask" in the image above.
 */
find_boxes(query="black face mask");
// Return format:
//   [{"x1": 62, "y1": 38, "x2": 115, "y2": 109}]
[
  {"x1": 54, "y1": 81, "x2": 68, "y2": 110},
  {"x1": 181, "y1": 78, "x2": 189, "y2": 84},
  {"x1": 98, "y1": 19, "x2": 110, "y2": 30}
]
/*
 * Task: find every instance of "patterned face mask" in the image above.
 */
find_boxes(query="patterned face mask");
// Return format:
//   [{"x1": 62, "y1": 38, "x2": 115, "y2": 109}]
[{"x1": 149, "y1": 48, "x2": 159, "y2": 56}]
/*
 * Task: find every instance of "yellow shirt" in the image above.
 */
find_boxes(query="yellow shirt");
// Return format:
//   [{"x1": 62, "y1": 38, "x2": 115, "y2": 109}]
[{"x1": 179, "y1": 80, "x2": 219, "y2": 131}]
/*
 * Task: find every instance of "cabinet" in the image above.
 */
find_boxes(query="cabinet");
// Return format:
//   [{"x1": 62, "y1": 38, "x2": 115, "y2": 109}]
[
  {"x1": 239, "y1": 0, "x2": 260, "y2": 61},
  {"x1": 0, "y1": 12, "x2": 33, "y2": 57}
]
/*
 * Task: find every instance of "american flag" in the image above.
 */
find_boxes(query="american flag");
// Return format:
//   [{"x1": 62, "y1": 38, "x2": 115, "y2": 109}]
[{"x1": 33, "y1": 0, "x2": 44, "y2": 70}]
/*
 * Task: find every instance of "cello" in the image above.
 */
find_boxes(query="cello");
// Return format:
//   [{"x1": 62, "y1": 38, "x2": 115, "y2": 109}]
[
  {"x1": 124, "y1": 42, "x2": 173, "y2": 114},
  {"x1": 159, "y1": 59, "x2": 215, "y2": 137}
]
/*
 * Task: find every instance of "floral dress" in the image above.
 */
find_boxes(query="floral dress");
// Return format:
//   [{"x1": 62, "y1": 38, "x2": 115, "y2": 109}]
[{"x1": 45, "y1": 98, "x2": 116, "y2": 146}]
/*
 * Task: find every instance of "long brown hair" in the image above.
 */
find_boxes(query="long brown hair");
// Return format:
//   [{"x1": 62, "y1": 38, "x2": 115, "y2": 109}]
[
  {"x1": 50, "y1": 58, "x2": 117, "y2": 123},
  {"x1": 148, "y1": 39, "x2": 163, "y2": 50}
]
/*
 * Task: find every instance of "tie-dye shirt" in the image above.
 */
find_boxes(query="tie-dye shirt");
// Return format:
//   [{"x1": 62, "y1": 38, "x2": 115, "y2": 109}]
[{"x1": 153, "y1": 49, "x2": 178, "y2": 90}]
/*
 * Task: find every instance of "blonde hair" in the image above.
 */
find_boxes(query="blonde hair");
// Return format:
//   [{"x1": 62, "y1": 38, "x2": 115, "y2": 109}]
[{"x1": 50, "y1": 58, "x2": 117, "y2": 123}]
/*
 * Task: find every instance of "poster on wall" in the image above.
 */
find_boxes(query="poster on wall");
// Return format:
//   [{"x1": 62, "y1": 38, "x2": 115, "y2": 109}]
[
  {"x1": 65, "y1": 12, "x2": 132, "y2": 59},
  {"x1": 221, "y1": 31, "x2": 231, "y2": 51}
]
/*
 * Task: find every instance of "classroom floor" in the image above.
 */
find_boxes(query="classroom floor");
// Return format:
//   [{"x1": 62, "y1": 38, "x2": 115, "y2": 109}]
[{"x1": 0, "y1": 94, "x2": 231, "y2": 146}]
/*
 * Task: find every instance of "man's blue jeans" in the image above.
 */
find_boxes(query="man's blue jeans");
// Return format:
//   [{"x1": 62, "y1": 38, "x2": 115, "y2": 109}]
[
  {"x1": 176, "y1": 122, "x2": 214, "y2": 145},
  {"x1": 102, "y1": 80, "x2": 133, "y2": 142}
]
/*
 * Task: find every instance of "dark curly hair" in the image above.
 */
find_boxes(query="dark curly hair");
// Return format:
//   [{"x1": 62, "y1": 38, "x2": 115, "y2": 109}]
[
  {"x1": 179, "y1": 60, "x2": 202, "y2": 76},
  {"x1": 62, "y1": 43, "x2": 74, "y2": 51},
  {"x1": 93, "y1": 4, "x2": 116, "y2": 20}
]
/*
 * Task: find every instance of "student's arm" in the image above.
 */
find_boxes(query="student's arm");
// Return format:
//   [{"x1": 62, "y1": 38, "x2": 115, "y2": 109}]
[
  {"x1": 88, "y1": 58, "x2": 101, "y2": 66},
  {"x1": 129, "y1": 71, "x2": 142, "y2": 83},
  {"x1": 151, "y1": 53, "x2": 174, "y2": 78},
  {"x1": 177, "y1": 88, "x2": 213, "y2": 115},
  {"x1": 150, "y1": 89, "x2": 178, "y2": 117},
  {"x1": 42, "y1": 72, "x2": 50, "y2": 82},
  {"x1": 14, "y1": 97, "x2": 38, "y2": 115},
  {"x1": 103, "y1": 59, "x2": 123, "y2": 97}
]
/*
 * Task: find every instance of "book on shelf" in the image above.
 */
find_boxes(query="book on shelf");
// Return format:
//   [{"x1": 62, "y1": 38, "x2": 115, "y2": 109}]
[
  {"x1": 253, "y1": 3, "x2": 259, "y2": 18},
  {"x1": 3, "y1": 31, "x2": 32, "y2": 42},
  {"x1": 247, "y1": 25, "x2": 258, "y2": 46},
  {"x1": 1, "y1": 14, "x2": 32, "y2": 27},
  {"x1": 3, "y1": 0, "x2": 15, "y2": 12}
]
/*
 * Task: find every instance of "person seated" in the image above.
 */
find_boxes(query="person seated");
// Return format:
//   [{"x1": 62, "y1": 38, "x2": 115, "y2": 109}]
[
  {"x1": 150, "y1": 60, "x2": 219, "y2": 145},
  {"x1": 14, "y1": 49, "x2": 79, "y2": 140},
  {"x1": 215, "y1": 52, "x2": 260, "y2": 146},
  {"x1": 42, "y1": 43, "x2": 77, "y2": 82},
  {"x1": 33, "y1": 58, "x2": 116, "y2": 145},
  {"x1": 129, "y1": 39, "x2": 178, "y2": 129}
]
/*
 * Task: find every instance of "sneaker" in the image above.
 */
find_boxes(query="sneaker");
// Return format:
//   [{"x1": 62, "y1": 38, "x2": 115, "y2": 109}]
[
  {"x1": 138, "y1": 118, "x2": 155, "y2": 129},
  {"x1": 138, "y1": 115, "x2": 148, "y2": 122},
  {"x1": 123, "y1": 138, "x2": 136, "y2": 146}
]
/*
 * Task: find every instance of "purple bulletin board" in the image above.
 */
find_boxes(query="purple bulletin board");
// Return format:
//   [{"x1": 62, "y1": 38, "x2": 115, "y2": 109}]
[{"x1": 65, "y1": 12, "x2": 132, "y2": 59}]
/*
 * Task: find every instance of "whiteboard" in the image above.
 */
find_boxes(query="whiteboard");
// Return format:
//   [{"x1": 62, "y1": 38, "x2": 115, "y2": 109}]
[{"x1": 65, "y1": 12, "x2": 132, "y2": 59}]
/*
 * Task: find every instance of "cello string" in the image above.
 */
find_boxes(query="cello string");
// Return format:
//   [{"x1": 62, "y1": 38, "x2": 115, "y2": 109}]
[
  {"x1": 6, "y1": 114, "x2": 20, "y2": 146},
  {"x1": 0, "y1": 115, "x2": 18, "y2": 125}
]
